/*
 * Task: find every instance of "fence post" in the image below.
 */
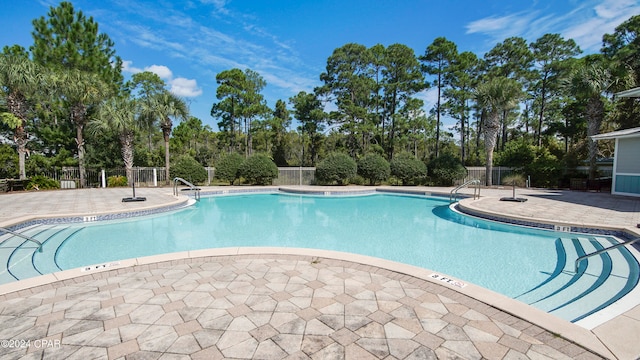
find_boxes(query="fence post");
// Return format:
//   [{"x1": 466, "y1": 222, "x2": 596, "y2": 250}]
[
  {"x1": 153, "y1": 168, "x2": 158, "y2": 187},
  {"x1": 101, "y1": 169, "x2": 106, "y2": 188}
]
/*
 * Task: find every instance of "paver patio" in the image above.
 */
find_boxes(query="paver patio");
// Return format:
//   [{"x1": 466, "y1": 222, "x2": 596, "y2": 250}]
[{"x1": 0, "y1": 185, "x2": 639, "y2": 359}]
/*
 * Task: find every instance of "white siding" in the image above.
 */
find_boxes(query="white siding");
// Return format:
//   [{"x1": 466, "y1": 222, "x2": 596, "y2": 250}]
[{"x1": 616, "y1": 137, "x2": 640, "y2": 174}]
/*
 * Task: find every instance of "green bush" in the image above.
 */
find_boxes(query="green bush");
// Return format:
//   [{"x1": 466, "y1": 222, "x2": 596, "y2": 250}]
[
  {"x1": 496, "y1": 141, "x2": 562, "y2": 188},
  {"x1": 427, "y1": 154, "x2": 467, "y2": 186},
  {"x1": 0, "y1": 144, "x2": 18, "y2": 179},
  {"x1": 238, "y1": 153, "x2": 279, "y2": 185},
  {"x1": 357, "y1": 153, "x2": 390, "y2": 185},
  {"x1": 316, "y1": 153, "x2": 357, "y2": 185},
  {"x1": 215, "y1": 153, "x2": 244, "y2": 185},
  {"x1": 348, "y1": 174, "x2": 365, "y2": 185},
  {"x1": 27, "y1": 175, "x2": 59, "y2": 190},
  {"x1": 107, "y1": 175, "x2": 128, "y2": 187},
  {"x1": 170, "y1": 155, "x2": 207, "y2": 184},
  {"x1": 390, "y1": 152, "x2": 426, "y2": 185},
  {"x1": 526, "y1": 148, "x2": 562, "y2": 188},
  {"x1": 496, "y1": 140, "x2": 535, "y2": 172}
]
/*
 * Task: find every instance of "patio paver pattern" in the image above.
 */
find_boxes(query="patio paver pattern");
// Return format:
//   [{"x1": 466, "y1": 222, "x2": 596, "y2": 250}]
[{"x1": 0, "y1": 255, "x2": 603, "y2": 360}]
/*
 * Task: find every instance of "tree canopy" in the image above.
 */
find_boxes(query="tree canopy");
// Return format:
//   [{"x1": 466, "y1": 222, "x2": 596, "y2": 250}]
[{"x1": 1, "y1": 3, "x2": 639, "y2": 189}]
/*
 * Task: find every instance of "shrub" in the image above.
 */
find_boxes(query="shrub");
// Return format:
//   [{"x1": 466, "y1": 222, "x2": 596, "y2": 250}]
[
  {"x1": 238, "y1": 153, "x2": 279, "y2": 185},
  {"x1": 427, "y1": 154, "x2": 467, "y2": 186},
  {"x1": 501, "y1": 174, "x2": 526, "y2": 187},
  {"x1": 357, "y1": 153, "x2": 390, "y2": 185},
  {"x1": 390, "y1": 152, "x2": 426, "y2": 185},
  {"x1": 316, "y1": 153, "x2": 357, "y2": 185},
  {"x1": 496, "y1": 141, "x2": 562, "y2": 188},
  {"x1": 170, "y1": 155, "x2": 207, "y2": 184},
  {"x1": 348, "y1": 174, "x2": 365, "y2": 185},
  {"x1": 107, "y1": 175, "x2": 128, "y2": 187},
  {"x1": 215, "y1": 153, "x2": 244, "y2": 185},
  {"x1": 496, "y1": 140, "x2": 535, "y2": 172},
  {"x1": 0, "y1": 144, "x2": 18, "y2": 179},
  {"x1": 27, "y1": 175, "x2": 60, "y2": 190},
  {"x1": 526, "y1": 148, "x2": 562, "y2": 188}
]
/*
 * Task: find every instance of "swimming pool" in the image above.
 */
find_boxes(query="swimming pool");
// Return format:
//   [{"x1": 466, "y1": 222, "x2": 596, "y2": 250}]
[{"x1": 2, "y1": 192, "x2": 639, "y2": 325}]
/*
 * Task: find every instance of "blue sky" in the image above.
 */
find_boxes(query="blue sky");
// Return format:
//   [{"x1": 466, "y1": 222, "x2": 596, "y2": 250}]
[{"x1": 2, "y1": 0, "x2": 639, "y2": 132}]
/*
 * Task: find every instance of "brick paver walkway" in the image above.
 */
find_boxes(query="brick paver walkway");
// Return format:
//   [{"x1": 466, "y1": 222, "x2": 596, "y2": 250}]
[{"x1": 0, "y1": 255, "x2": 602, "y2": 360}]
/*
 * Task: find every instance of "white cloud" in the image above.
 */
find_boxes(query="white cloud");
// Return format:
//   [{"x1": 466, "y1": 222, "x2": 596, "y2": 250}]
[
  {"x1": 465, "y1": 0, "x2": 640, "y2": 53},
  {"x1": 564, "y1": 0, "x2": 640, "y2": 51},
  {"x1": 121, "y1": 60, "x2": 142, "y2": 74},
  {"x1": 144, "y1": 65, "x2": 173, "y2": 79},
  {"x1": 169, "y1": 77, "x2": 203, "y2": 97},
  {"x1": 121, "y1": 61, "x2": 202, "y2": 98}
]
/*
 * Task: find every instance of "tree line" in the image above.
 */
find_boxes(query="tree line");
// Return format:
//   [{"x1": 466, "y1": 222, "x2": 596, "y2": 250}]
[{"x1": 1, "y1": 2, "x2": 639, "y2": 188}]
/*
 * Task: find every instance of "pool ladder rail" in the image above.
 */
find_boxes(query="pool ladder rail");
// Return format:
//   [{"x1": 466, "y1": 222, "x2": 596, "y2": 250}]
[
  {"x1": 574, "y1": 237, "x2": 640, "y2": 272},
  {"x1": 173, "y1": 177, "x2": 201, "y2": 201},
  {"x1": 0, "y1": 226, "x2": 43, "y2": 252},
  {"x1": 450, "y1": 179, "x2": 481, "y2": 204}
]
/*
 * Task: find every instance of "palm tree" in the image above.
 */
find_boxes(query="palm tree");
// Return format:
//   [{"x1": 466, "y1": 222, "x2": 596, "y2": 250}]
[
  {"x1": 54, "y1": 69, "x2": 109, "y2": 187},
  {"x1": 0, "y1": 53, "x2": 43, "y2": 179},
  {"x1": 475, "y1": 77, "x2": 522, "y2": 186},
  {"x1": 569, "y1": 61, "x2": 633, "y2": 181},
  {"x1": 142, "y1": 91, "x2": 188, "y2": 184},
  {"x1": 90, "y1": 96, "x2": 139, "y2": 185}
]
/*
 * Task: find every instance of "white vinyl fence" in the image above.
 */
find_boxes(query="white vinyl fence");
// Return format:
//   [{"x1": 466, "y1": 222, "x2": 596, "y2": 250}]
[
  {"x1": 462, "y1": 167, "x2": 514, "y2": 186},
  {"x1": 35, "y1": 164, "x2": 613, "y2": 188}
]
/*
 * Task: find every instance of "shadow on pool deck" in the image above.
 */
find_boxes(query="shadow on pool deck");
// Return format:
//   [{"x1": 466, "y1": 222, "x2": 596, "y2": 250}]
[{"x1": 0, "y1": 185, "x2": 638, "y2": 359}]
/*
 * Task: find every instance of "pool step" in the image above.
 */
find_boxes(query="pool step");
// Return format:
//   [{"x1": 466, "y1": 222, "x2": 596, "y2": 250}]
[
  {"x1": 0, "y1": 225, "x2": 47, "y2": 283},
  {"x1": 33, "y1": 227, "x2": 84, "y2": 274},
  {"x1": 0, "y1": 226, "x2": 85, "y2": 285},
  {"x1": 517, "y1": 236, "x2": 639, "y2": 323}
]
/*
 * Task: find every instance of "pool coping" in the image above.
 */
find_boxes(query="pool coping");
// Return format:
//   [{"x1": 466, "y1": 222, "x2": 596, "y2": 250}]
[
  {"x1": 457, "y1": 197, "x2": 640, "y2": 241},
  {"x1": 1, "y1": 186, "x2": 639, "y2": 359},
  {"x1": 0, "y1": 247, "x2": 616, "y2": 359}
]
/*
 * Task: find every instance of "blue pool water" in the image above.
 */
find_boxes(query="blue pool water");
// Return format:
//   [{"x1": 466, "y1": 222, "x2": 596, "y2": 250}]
[{"x1": 4, "y1": 192, "x2": 639, "y2": 323}]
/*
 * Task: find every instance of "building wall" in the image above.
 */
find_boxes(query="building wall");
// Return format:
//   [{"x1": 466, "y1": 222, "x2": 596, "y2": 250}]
[{"x1": 613, "y1": 137, "x2": 640, "y2": 196}]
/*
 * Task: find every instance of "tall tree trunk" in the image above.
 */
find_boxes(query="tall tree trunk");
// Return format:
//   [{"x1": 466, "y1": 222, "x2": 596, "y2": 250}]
[
  {"x1": 161, "y1": 119, "x2": 172, "y2": 185},
  {"x1": 120, "y1": 131, "x2": 135, "y2": 186},
  {"x1": 14, "y1": 125, "x2": 27, "y2": 180},
  {"x1": 71, "y1": 103, "x2": 87, "y2": 188},
  {"x1": 536, "y1": 79, "x2": 548, "y2": 147},
  {"x1": 586, "y1": 97, "x2": 604, "y2": 181},
  {"x1": 435, "y1": 73, "x2": 441, "y2": 158},
  {"x1": 8, "y1": 92, "x2": 29, "y2": 180},
  {"x1": 484, "y1": 112, "x2": 500, "y2": 186},
  {"x1": 77, "y1": 124, "x2": 86, "y2": 188},
  {"x1": 501, "y1": 109, "x2": 508, "y2": 150},
  {"x1": 460, "y1": 100, "x2": 466, "y2": 164},
  {"x1": 476, "y1": 111, "x2": 484, "y2": 162}
]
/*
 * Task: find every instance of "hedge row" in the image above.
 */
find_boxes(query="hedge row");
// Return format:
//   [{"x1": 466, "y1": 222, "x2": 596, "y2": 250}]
[{"x1": 316, "y1": 152, "x2": 467, "y2": 186}]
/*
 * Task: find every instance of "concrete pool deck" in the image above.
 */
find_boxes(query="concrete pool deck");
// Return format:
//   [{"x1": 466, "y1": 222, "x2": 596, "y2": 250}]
[{"x1": 0, "y1": 185, "x2": 638, "y2": 359}]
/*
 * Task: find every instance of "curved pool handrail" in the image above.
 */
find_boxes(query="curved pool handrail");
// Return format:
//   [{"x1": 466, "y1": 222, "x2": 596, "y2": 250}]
[
  {"x1": 0, "y1": 226, "x2": 43, "y2": 252},
  {"x1": 574, "y1": 237, "x2": 640, "y2": 272},
  {"x1": 173, "y1": 177, "x2": 201, "y2": 200},
  {"x1": 450, "y1": 179, "x2": 481, "y2": 203}
]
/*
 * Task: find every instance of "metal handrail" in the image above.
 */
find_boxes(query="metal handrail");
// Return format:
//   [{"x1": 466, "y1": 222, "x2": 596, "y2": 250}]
[
  {"x1": 450, "y1": 179, "x2": 481, "y2": 203},
  {"x1": 173, "y1": 177, "x2": 201, "y2": 200},
  {"x1": 0, "y1": 227, "x2": 43, "y2": 252},
  {"x1": 574, "y1": 237, "x2": 640, "y2": 272}
]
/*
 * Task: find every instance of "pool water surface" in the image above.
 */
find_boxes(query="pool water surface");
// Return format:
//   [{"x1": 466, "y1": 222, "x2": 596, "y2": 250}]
[{"x1": 4, "y1": 192, "x2": 639, "y2": 324}]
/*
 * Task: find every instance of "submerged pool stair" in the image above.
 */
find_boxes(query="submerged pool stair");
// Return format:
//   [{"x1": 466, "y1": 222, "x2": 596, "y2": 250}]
[
  {"x1": 516, "y1": 236, "x2": 640, "y2": 323},
  {"x1": 1, "y1": 226, "x2": 639, "y2": 326},
  {"x1": 0, "y1": 225, "x2": 84, "y2": 284}
]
